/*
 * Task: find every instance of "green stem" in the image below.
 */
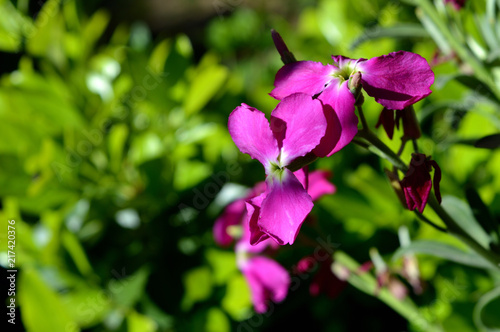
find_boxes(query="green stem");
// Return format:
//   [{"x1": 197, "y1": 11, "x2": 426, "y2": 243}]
[
  {"x1": 356, "y1": 129, "x2": 409, "y2": 172},
  {"x1": 356, "y1": 122, "x2": 500, "y2": 269},
  {"x1": 357, "y1": 105, "x2": 369, "y2": 130},
  {"x1": 333, "y1": 251, "x2": 444, "y2": 332},
  {"x1": 414, "y1": 210, "x2": 448, "y2": 233}
]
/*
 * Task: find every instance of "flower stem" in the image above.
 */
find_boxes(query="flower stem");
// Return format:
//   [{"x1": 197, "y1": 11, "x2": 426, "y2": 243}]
[
  {"x1": 414, "y1": 211, "x2": 447, "y2": 233},
  {"x1": 356, "y1": 129, "x2": 409, "y2": 172},
  {"x1": 357, "y1": 105, "x2": 369, "y2": 130},
  {"x1": 355, "y1": 121, "x2": 500, "y2": 269}
]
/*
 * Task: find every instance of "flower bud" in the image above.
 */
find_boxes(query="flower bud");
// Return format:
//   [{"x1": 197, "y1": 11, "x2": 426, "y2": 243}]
[
  {"x1": 271, "y1": 29, "x2": 296, "y2": 64},
  {"x1": 397, "y1": 105, "x2": 421, "y2": 140}
]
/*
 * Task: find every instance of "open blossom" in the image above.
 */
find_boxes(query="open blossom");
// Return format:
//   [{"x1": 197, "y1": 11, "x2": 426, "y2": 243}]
[
  {"x1": 271, "y1": 51, "x2": 434, "y2": 154},
  {"x1": 400, "y1": 153, "x2": 442, "y2": 213},
  {"x1": 228, "y1": 93, "x2": 329, "y2": 245},
  {"x1": 214, "y1": 171, "x2": 335, "y2": 312},
  {"x1": 214, "y1": 170, "x2": 335, "y2": 247}
]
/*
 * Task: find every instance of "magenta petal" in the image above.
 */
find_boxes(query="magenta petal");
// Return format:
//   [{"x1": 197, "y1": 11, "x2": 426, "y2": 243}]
[
  {"x1": 244, "y1": 193, "x2": 271, "y2": 249},
  {"x1": 358, "y1": 51, "x2": 434, "y2": 110},
  {"x1": 293, "y1": 167, "x2": 309, "y2": 191},
  {"x1": 259, "y1": 169, "x2": 313, "y2": 245},
  {"x1": 213, "y1": 199, "x2": 245, "y2": 246},
  {"x1": 270, "y1": 61, "x2": 335, "y2": 100},
  {"x1": 307, "y1": 170, "x2": 336, "y2": 201},
  {"x1": 270, "y1": 93, "x2": 327, "y2": 165},
  {"x1": 242, "y1": 256, "x2": 290, "y2": 313},
  {"x1": 315, "y1": 81, "x2": 358, "y2": 156},
  {"x1": 228, "y1": 104, "x2": 279, "y2": 165}
]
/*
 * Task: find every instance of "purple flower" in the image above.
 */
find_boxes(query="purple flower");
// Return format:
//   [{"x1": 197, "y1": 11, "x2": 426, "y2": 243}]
[
  {"x1": 271, "y1": 51, "x2": 434, "y2": 154},
  {"x1": 213, "y1": 199, "x2": 246, "y2": 247},
  {"x1": 236, "y1": 202, "x2": 288, "y2": 313},
  {"x1": 238, "y1": 256, "x2": 290, "y2": 313},
  {"x1": 400, "y1": 153, "x2": 442, "y2": 213},
  {"x1": 228, "y1": 93, "x2": 329, "y2": 245},
  {"x1": 245, "y1": 168, "x2": 336, "y2": 245}
]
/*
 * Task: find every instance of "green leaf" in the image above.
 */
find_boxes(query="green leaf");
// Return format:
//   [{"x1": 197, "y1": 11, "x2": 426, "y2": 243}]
[
  {"x1": 61, "y1": 285, "x2": 111, "y2": 327},
  {"x1": 128, "y1": 132, "x2": 163, "y2": 165},
  {"x1": 465, "y1": 187, "x2": 499, "y2": 242},
  {"x1": 441, "y1": 196, "x2": 491, "y2": 249},
  {"x1": 392, "y1": 240, "x2": 496, "y2": 269},
  {"x1": 351, "y1": 24, "x2": 428, "y2": 50},
  {"x1": 61, "y1": 230, "x2": 94, "y2": 277},
  {"x1": 173, "y1": 160, "x2": 212, "y2": 191},
  {"x1": 18, "y1": 267, "x2": 74, "y2": 332},
  {"x1": 183, "y1": 64, "x2": 228, "y2": 115},
  {"x1": 205, "y1": 307, "x2": 230, "y2": 332},
  {"x1": 181, "y1": 267, "x2": 213, "y2": 311},
  {"x1": 108, "y1": 124, "x2": 129, "y2": 172},
  {"x1": 221, "y1": 274, "x2": 251, "y2": 321},
  {"x1": 474, "y1": 286, "x2": 500, "y2": 331},
  {"x1": 127, "y1": 311, "x2": 157, "y2": 332},
  {"x1": 205, "y1": 249, "x2": 237, "y2": 285},
  {"x1": 475, "y1": 134, "x2": 500, "y2": 149},
  {"x1": 112, "y1": 266, "x2": 150, "y2": 309}
]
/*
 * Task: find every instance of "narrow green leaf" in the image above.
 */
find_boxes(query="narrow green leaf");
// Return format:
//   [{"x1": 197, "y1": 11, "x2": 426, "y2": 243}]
[
  {"x1": 465, "y1": 187, "x2": 499, "y2": 243},
  {"x1": 475, "y1": 134, "x2": 500, "y2": 149},
  {"x1": 351, "y1": 24, "x2": 428, "y2": 50},
  {"x1": 392, "y1": 240, "x2": 496, "y2": 269},
  {"x1": 442, "y1": 196, "x2": 491, "y2": 249}
]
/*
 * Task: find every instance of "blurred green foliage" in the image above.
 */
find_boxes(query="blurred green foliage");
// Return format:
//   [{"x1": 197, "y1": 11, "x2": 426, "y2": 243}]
[{"x1": 1, "y1": 0, "x2": 500, "y2": 331}]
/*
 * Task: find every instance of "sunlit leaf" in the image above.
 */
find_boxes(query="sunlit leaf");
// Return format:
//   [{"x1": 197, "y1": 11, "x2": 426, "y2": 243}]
[
  {"x1": 221, "y1": 274, "x2": 251, "y2": 321},
  {"x1": 392, "y1": 240, "x2": 496, "y2": 269},
  {"x1": 181, "y1": 267, "x2": 213, "y2": 311},
  {"x1": 18, "y1": 267, "x2": 74, "y2": 332},
  {"x1": 206, "y1": 307, "x2": 230, "y2": 332}
]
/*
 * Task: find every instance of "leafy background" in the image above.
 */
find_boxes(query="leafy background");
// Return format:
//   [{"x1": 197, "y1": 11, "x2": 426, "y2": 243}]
[{"x1": 1, "y1": 0, "x2": 500, "y2": 331}]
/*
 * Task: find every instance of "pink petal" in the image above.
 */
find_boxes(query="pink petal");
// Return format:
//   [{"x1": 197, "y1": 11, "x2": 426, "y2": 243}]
[
  {"x1": 293, "y1": 167, "x2": 309, "y2": 191},
  {"x1": 259, "y1": 169, "x2": 313, "y2": 245},
  {"x1": 228, "y1": 104, "x2": 279, "y2": 166},
  {"x1": 307, "y1": 170, "x2": 336, "y2": 201},
  {"x1": 314, "y1": 81, "x2": 358, "y2": 156},
  {"x1": 358, "y1": 51, "x2": 434, "y2": 110},
  {"x1": 213, "y1": 199, "x2": 245, "y2": 246},
  {"x1": 241, "y1": 256, "x2": 290, "y2": 313},
  {"x1": 243, "y1": 193, "x2": 271, "y2": 250},
  {"x1": 270, "y1": 61, "x2": 336, "y2": 100},
  {"x1": 270, "y1": 93, "x2": 327, "y2": 165}
]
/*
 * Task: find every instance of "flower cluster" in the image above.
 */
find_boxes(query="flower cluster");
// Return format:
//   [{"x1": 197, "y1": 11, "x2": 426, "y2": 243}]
[
  {"x1": 218, "y1": 30, "x2": 437, "y2": 313},
  {"x1": 228, "y1": 34, "x2": 434, "y2": 246}
]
